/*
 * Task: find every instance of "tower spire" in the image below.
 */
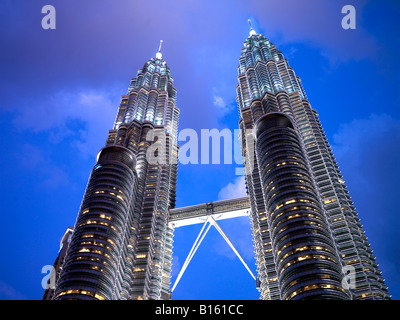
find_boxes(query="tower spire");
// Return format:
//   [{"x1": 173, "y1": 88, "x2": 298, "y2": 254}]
[
  {"x1": 248, "y1": 19, "x2": 256, "y2": 36},
  {"x1": 156, "y1": 40, "x2": 163, "y2": 59}
]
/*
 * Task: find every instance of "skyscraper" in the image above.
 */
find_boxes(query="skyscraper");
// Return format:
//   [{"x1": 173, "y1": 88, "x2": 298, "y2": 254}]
[
  {"x1": 42, "y1": 227, "x2": 73, "y2": 300},
  {"x1": 49, "y1": 23, "x2": 390, "y2": 300},
  {"x1": 53, "y1": 42, "x2": 179, "y2": 300},
  {"x1": 236, "y1": 21, "x2": 390, "y2": 300}
]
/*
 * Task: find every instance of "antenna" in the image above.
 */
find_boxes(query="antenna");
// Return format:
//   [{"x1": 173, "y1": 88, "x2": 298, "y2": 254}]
[
  {"x1": 248, "y1": 19, "x2": 253, "y2": 30},
  {"x1": 248, "y1": 19, "x2": 256, "y2": 36},
  {"x1": 156, "y1": 40, "x2": 163, "y2": 59}
]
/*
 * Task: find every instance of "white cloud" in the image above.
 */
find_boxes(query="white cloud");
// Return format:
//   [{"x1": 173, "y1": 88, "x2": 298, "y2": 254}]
[
  {"x1": 213, "y1": 96, "x2": 225, "y2": 107},
  {"x1": 71, "y1": 92, "x2": 116, "y2": 158},
  {"x1": 212, "y1": 216, "x2": 255, "y2": 262},
  {"x1": 171, "y1": 255, "x2": 180, "y2": 278},
  {"x1": 13, "y1": 89, "x2": 118, "y2": 159},
  {"x1": 217, "y1": 175, "x2": 247, "y2": 200},
  {"x1": 213, "y1": 95, "x2": 233, "y2": 116},
  {"x1": 215, "y1": 176, "x2": 254, "y2": 262},
  {"x1": 17, "y1": 144, "x2": 73, "y2": 190}
]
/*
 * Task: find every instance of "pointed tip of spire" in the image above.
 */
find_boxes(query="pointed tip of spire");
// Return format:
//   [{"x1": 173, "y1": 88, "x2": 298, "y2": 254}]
[
  {"x1": 248, "y1": 19, "x2": 256, "y2": 36},
  {"x1": 156, "y1": 40, "x2": 163, "y2": 59}
]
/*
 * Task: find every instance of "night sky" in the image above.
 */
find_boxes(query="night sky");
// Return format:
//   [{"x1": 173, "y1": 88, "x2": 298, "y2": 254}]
[{"x1": 0, "y1": 0, "x2": 399, "y2": 300}]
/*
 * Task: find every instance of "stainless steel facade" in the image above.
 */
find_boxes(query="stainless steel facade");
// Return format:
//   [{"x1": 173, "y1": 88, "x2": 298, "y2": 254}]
[
  {"x1": 236, "y1": 27, "x2": 390, "y2": 300},
  {"x1": 42, "y1": 227, "x2": 73, "y2": 300},
  {"x1": 53, "y1": 50, "x2": 179, "y2": 300},
  {"x1": 254, "y1": 113, "x2": 349, "y2": 299}
]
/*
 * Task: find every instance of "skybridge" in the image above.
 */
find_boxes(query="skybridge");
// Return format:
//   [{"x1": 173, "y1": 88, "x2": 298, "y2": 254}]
[{"x1": 168, "y1": 197, "x2": 259, "y2": 294}]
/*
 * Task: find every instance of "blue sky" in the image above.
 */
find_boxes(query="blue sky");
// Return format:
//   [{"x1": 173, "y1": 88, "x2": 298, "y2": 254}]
[{"x1": 0, "y1": 0, "x2": 399, "y2": 300}]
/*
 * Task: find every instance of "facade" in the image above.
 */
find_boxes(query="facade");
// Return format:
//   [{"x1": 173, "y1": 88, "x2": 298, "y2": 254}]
[
  {"x1": 48, "y1": 24, "x2": 390, "y2": 300},
  {"x1": 42, "y1": 227, "x2": 73, "y2": 300},
  {"x1": 53, "y1": 45, "x2": 179, "y2": 300},
  {"x1": 236, "y1": 23, "x2": 390, "y2": 300}
]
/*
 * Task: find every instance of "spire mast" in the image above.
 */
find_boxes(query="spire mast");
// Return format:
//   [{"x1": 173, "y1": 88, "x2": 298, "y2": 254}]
[
  {"x1": 248, "y1": 19, "x2": 256, "y2": 36},
  {"x1": 156, "y1": 40, "x2": 163, "y2": 59}
]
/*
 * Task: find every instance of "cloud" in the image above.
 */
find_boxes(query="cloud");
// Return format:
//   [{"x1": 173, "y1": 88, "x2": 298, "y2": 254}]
[
  {"x1": 71, "y1": 92, "x2": 117, "y2": 158},
  {"x1": 332, "y1": 113, "x2": 400, "y2": 191},
  {"x1": 171, "y1": 255, "x2": 181, "y2": 278},
  {"x1": 331, "y1": 113, "x2": 400, "y2": 297},
  {"x1": 17, "y1": 144, "x2": 73, "y2": 190},
  {"x1": 218, "y1": 175, "x2": 247, "y2": 200},
  {"x1": 215, "y1": 176, "x2": 254, "y2": 262},
  {"x1": 12, "y1": 89, "x2": 117, "y2": 159},
  {"x1": 213, "y1": 96, "x2": 225, "y2": 108},
  {"x1": 212, "y1": 216, "x2": 255, "y2": 262},
  {"x1": 213, "y1": 95, "x2": 234, "y2": 116},
  {"x1": 0, "y1": 280, "x2": 26, "y2": 300},
  {"x1": 247, "y1": 0, "x2": 377, "y2": 62}
]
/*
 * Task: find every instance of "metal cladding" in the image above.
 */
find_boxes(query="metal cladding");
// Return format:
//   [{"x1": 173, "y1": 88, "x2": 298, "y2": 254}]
[
  {"x1": 54, "y1": 145, "x2": 139, "y2": 300},
  {"x1": 97, "y1": 146, "x2": 137, "y2": 169},
  {"x1": 254, "y1": 112, "x2": 294, "y2": 138},
  {"x1": 53, "y1": 49, "x2": 179, "y2": 300},
  {"x1": 255, "y1": 113, "x2": 349, "y2": 299},
  {"x1": 42, "y1": 227, "x2": 73, "y2": 300},
  {"x1": 237, "y1": 29, "x2": 390, "y2": 300}
]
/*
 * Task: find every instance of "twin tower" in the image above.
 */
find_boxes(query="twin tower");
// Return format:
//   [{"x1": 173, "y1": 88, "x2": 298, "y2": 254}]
[{"x1": 47, "y1": 24, "x2": 390, "y2": 300}]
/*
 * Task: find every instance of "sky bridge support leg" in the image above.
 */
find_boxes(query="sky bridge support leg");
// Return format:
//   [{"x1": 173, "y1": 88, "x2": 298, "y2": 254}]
[
  {"x1": 171, "y1": 218, "x2": 211, "y2": 293},
  {"x1": 171, "y1": 215, "x2": 257, "y2": 294}
]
